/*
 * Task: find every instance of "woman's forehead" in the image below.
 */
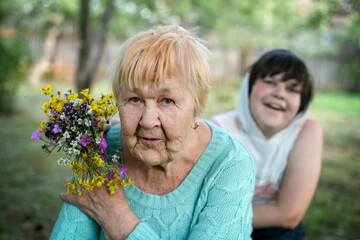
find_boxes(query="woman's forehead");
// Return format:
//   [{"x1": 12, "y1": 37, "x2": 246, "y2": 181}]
[{"x1": 127, "y1": 73, "x2": 188, "y2": 94}]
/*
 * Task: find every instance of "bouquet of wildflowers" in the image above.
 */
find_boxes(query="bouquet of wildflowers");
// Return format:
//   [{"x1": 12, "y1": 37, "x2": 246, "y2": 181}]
[{"x1": 31, "y1": 85, "x2": 131, "y2": 195}]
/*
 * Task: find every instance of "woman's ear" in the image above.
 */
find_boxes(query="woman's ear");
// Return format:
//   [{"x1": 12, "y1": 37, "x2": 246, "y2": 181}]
[{"x1": 193, "y1": 114, "x2": 200, "y2": 129}]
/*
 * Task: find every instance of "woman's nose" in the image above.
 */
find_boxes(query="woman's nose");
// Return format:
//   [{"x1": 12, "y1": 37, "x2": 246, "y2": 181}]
[{"x1": 139, "y1": 103, "x2": 160, "y2": 129}]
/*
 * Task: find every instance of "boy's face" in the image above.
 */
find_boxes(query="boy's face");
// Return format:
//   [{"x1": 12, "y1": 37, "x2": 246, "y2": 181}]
[{"x1": 249, "y1": 72, "x2": 302, "y2": 138}]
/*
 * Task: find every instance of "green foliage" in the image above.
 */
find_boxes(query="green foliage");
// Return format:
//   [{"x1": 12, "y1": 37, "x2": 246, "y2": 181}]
[
  {"x1": 304, "y1": 90, "x2": 360, "y2": 239},
  {"x1": 307, "y1": 0, "x2": 360, "y2": 91},
  {"x1": 0, "y1": 36, "x2": 27, "y2": 113},
  {"x1": 310, "y1": 90, "x2": 360, "y2": 115}
]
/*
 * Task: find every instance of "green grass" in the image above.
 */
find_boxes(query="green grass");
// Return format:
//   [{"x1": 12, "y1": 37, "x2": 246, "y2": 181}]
[
  {"x1": 303, "y1": 92, "x2": 360, "y2": 240},
  {"x1": 0, "y1": 80, "x2": 359, "y2": 239}
]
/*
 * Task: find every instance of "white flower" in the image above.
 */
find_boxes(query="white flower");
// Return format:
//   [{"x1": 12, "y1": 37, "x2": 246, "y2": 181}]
[
  {"x1": 64, "y1": 159, "x2": 70, "y2": 166},
  {"x1": 57, "y1": 157, "x2": 70, "y2": 166},
  {"x1": 70, "y1": 140, "x2": 77, "y2": 147},
  {"x1": 112, "y1": 154, "x2": 119, "y2": 163},
  {"x1": 96, "y1": 137, "x2": 101, "y2": 144},
  {"x1": 63, "y1": 131, "x2": 70, "y2": 139},
  {"x1": 76, "y1": 134, "x2": 82, "y2": 141},
  {"x1": 57, "y1": 158, "x2": 62, "y2": 165},
  {"x1": 85, "y1": 130, "x2": 91, "y2": 136},
  {"x1": 67, "y1": 148, "x2": 73, "y2": 154},
  {"x1": 64, "y1": 91, "x2": 70, "y2": 97},
  {"x1": 60, "y1": 113, "x2": 66, "y2": 120},
  {"x1": 77, "y1": 119, "x2": 83, "y2": 125},
  {"x1": 71, "y1": 126, "x2": 76, "y2": 132},
  {"x1": 84, "y1": 119, "x2": 91, "y2": 127},
  {"x1": 75, "y1": 99, "x2": 82, "y2": 105}
]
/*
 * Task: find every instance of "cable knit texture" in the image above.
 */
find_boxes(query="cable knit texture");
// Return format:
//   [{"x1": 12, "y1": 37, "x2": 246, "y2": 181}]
[{"x1": 50, "y1": 121, "x2": 255, "y2": 239}]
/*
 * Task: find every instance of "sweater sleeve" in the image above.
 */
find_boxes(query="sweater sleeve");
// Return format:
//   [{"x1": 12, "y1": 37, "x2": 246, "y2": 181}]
[
  {"x1": 50, "y1": 202, "x2": 100, "y2": 240},
  {"x1": 189, "y1": 144, "x2": 255, "y2": 240},
  {"x1": 126, "y1": 222, "x2": 160, "y2": 239}
]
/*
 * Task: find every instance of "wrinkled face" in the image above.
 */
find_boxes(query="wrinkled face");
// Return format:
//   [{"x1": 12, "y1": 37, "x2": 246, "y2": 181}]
[
  {"x1": 118, "y1": 71, "x2": 199, "y2": 166},
  {"x1": 249, "y1": 72, "x2": 302, "y2": 138}
]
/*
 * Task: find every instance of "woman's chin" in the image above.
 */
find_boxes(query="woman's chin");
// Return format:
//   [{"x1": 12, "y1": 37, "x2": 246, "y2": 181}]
[{"x1": 133, "y1": 150, "x2": 171, "y2": 167}]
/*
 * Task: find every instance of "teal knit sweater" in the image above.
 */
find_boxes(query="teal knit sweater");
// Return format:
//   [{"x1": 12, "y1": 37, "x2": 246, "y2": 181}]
[{"x1": 50, "y1": 121, "x2": 255, "y2": 239}]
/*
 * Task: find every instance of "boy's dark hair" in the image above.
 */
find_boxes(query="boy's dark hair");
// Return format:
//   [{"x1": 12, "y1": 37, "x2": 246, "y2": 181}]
[{"x1": 248, "y1": 49, "x2": 313, "y2": 113}]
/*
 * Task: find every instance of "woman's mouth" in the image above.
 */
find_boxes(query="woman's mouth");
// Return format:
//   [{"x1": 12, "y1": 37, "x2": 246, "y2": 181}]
[{"x1": 140, "y1": 137, "x2": 161, "y2": 145}]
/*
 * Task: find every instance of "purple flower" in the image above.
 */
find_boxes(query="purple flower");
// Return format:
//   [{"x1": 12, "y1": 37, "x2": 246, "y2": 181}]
[
  {"x1": 51, "y1": 110, "x2": 58, "y2": 117},
  {"x1": 99, "y1": 137, "x2": 107, "y2": 152},
  {"x1": 52, "y1": 124, "x2": 62, "y2": 133},
  {"x1": 108, "y1": 172, "x2": 114, "y2": 180},
  {"x1": 100, "y1": 155, "x2": 107, "y2": 162},
  {"x1": 31, "y1": 129, "x2": 42, "y2": 141},
  {"x1": 79, "y1": 135, "x2": 92, "y2": 147},
  {"x1": 118, "y1": 167, "x2": 128, "y2": 178},
  {"x1": 93, "y1": 120, "x2": 100, "y2": 127}
]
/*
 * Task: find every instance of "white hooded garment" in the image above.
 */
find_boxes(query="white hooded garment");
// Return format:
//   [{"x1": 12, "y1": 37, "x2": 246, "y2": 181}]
[{"x1": 211, "y1": 73, "x2": 308, "y2": 205}]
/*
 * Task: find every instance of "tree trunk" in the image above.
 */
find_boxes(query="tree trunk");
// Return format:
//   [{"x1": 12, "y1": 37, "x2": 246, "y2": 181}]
[
  {"x1": 76, "y1": 0, "x2": 115, "y2": 92},
  {"x1": 28, "y1": 27, "x2": 60, "y2": 85}
]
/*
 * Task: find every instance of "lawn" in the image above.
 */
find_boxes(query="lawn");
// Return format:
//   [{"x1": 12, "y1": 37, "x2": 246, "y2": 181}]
[{"x1": 0, "y1": 79, "x2": 359, "y2": 239}]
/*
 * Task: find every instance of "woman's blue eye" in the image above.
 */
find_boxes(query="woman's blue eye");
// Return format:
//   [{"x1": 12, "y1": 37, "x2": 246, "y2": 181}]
[
  {"x1": 163, "y1": 98, "x2": 174, "y2": 104},
  {"x1": 129, "y1": 97, "x2": 140, "y2": 103}
]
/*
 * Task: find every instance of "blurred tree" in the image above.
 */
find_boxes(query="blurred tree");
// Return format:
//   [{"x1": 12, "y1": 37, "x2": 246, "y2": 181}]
[
  {"x1": 0, "y1": 1, "x2": 27, "y2": 113},
  {"x1": 308, "y1": 0, "x2": 360, "y2": 91},
  {"x1": 76, "y1": 0, "x2": 115, "y2": 91},
  {"x1": 164, "y1": 0, "x2": 307, "y2": 74}
]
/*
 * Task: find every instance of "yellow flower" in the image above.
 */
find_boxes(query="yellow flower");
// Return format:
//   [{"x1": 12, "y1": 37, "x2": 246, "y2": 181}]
[
  {"x1": 121, "y1": 178, "x2": 133, "y2": 187},
  {"x1": 68, "y1": 93, "x2": 78, "y2": 101},
  {"x1": 93, "y1": 155, "x2": 105, "y2": 168},
  {"x1": 42, "y1": 102, "x2": 50, "y2": 114},
  {"x1": 107, "y1": 106, "x2": 117, "y2": 116},
  {"x1": 95, "y1": 120, "x2": 105, "y2": 129},
  {"x1": 42, "y1": 85, "x2": 52, "y2": 95},
  {"x1": 50, "y1": 95, "x2": 65, "y2": 112},
  {"x1": 38, "y1": 119, "x2": 47, "y2": 131},
  {"x1": 80, "y1": 88, "x2": 92, "y2": 102}
]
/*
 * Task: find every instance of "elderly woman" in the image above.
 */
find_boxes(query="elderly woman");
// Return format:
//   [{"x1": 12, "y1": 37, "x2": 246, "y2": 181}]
[{"x1": 50, "y1": 25, "x2": 254, "y2": 239}]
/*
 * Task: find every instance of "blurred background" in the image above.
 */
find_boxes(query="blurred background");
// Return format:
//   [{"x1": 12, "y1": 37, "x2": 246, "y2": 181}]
[{"x1": 0, "y1": 0, "x2": 359, "y2": 239}]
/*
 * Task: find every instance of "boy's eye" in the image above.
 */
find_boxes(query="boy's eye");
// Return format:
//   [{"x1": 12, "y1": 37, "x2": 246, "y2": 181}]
[
  {"x1": 287, "y1": 87, "x2": 301, "y2": 93},
  {"x1": 288, "y1": 87, "x2": 296, "y2": 93},
  {"x1": 264, "y1": 79, "x2": 275, "y2": 85},
  {"x1": 162, "y1": 98, "x2": 174, "y2": 104}
]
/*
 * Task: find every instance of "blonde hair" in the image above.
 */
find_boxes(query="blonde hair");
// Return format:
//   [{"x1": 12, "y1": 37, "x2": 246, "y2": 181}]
[{"x1": 109, "y1": 25, "x2": 211, "y2": 115}]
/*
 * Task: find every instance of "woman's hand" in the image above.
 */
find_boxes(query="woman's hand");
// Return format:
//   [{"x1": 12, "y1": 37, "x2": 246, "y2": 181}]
[{"x1": 60, "y1": 185, "x2": 141, "y2": 240}]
